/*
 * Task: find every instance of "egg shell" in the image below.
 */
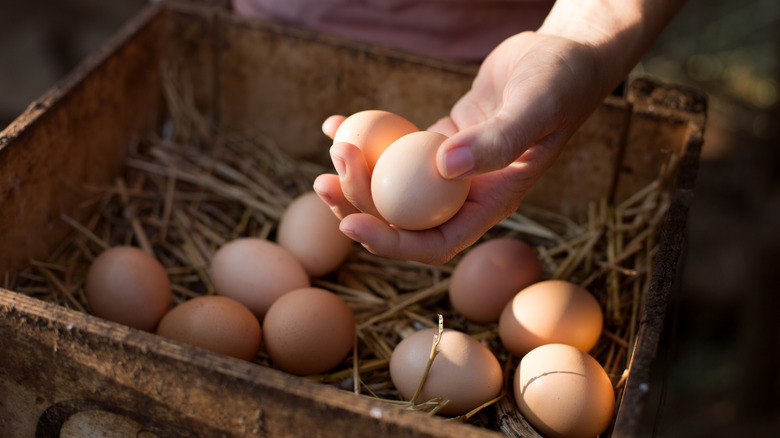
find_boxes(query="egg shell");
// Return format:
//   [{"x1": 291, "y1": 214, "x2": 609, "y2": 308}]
[
  {"x1": 449, "y1": 238, "x2": 543, "y2": 323},
  {"x1": 209, "y1": 238, "x2": 310, "y2": 320},
  {"x1": 85, "y1": 246, "x2": 172, "y2": 332},
  {"x1": 277, "y1": 191, "x2": 354, "y2": 277},
  {"x1": 371, "y1": 131, "x2": 470, "y2": 231},
  {"x1": 333, "y1": 110, "x2": 418, "y2": 171},
  {"x1": 514, "y1": 343, "x2": 615, "y2": 438},
  {"x1": 262, "y1": 287, "x2": 355, "y2": 375},
  {"x1": 156, "y1": 295, "x2": 262, "y2": 361},
  {"x1": 389, "y1": 328, "x2": 503, "y2": 416},
  {"x1": 498, "y1": 280, "x2": 603, "y2": 357}
]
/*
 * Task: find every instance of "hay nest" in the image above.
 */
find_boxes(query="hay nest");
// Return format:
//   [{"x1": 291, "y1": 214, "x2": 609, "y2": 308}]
[{"x1": 5, "y1": 65, "x2": 679, "y2": 436}]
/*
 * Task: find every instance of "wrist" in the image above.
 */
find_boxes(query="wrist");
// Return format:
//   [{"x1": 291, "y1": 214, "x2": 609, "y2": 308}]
[{"x1": 537, "y1": 0, "x2": 685, "y2": 96}]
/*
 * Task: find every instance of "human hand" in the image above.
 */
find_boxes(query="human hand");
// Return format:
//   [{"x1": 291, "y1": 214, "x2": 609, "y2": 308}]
[{"x1": 313, "y1": 32, "x2": 611, "y2": 265}]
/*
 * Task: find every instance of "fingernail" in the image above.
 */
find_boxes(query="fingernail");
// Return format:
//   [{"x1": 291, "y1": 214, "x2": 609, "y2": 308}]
[
  {"x1": 340, "y1": 224, "x2": 362, "y2": 243},
  {"x1": 443, "y1": 146, "x2": 475, "y2": 178},
  {"x1": 331, "y1": 151, "x2": 346, "y2": 178},
  {"x1": 314, "y1": 188, "x2": 336, "y2": 209}
]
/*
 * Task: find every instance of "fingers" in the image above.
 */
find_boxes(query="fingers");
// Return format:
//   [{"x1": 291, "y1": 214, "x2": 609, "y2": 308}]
[
  {"x1": 336, "y1": 146, "x2": 560, "y2": 265},
  {"x1": 426, "y1": 116, "x2": 459, "y2": 137},
  {"x1": 338, "y1": 190, "x2": 501, "y2": 265},
  {"x1": 437, "y1": 92, "x2": 558, "y2": 178},
  {"x1": 328, "y1": 142, "x2": 381, "y2": 217},
  {"x1": 434, "y1": 34, "x2": 604, "y2": 181},
  {"x1": 317, "y1": 143, "x2": 544, "y2": 265},
  {"x1": 313, "y1": 173, "x2": 360, "y2": 219},
  {"x1": 315, "y1": 115, "x2": 361, "y2": 219},
  {"x1": 338, "y1": 214, "x2": 464, "y2": 265},
  {"x1": 322, "y1": 115, "x2": 347, "y2": 140}
]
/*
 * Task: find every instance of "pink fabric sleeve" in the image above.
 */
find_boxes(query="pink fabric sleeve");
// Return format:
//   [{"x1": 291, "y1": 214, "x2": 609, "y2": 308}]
[{"x1": 231, "y1": 0, "x2": 554, "y2": 62}]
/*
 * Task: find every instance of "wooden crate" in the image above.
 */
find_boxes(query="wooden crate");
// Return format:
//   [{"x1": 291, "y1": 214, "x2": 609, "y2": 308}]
[{"x1": 0, "y1": 1, "x2": 705, "y2": 437}]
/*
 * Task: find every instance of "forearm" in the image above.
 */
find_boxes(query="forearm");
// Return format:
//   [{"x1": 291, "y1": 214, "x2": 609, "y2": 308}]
[{"x1": 537, "y1": 0, "x2": 686, "y2": 95}]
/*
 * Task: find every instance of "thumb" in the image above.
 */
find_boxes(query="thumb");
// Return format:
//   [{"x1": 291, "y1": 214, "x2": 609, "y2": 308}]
[{"x1": 436, "y1": 113, "x2": 538, "y2": 179}]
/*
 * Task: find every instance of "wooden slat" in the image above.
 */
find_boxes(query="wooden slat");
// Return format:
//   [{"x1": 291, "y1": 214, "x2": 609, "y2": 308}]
[
  {"x1": 524, "y1": 97, "x2": 632, "y2": 222},
  {"x1": 214, "y1": 13, "x2": 477, "y2": 162},
  {"x1": 612, "y1": 79, "x2": 706, "y2": 437},
  {"x1": 0, "y1": 289, "x2": 500, "y2": 438},
  {"x1": 0, "y1": 4, "x2": 168, "y2": 272}
]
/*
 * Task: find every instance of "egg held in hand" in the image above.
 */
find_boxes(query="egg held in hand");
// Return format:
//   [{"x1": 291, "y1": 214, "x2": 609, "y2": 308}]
[
  {"x1": 514, "y1": 343, "x2": 616, "y2": 438},
  {"x1": 371, "y1": 131, "x2": 470, "y2": 231},
  {"x1": 277, "y1": 191, "x2": 354, "y2": 277},
  {"x1": 449, "y1": 238, "x2": 544, "y2": 323},
  {"x1": 85, "y1": 246, "x2": 172, "y2": 332},
  {"x1": 209, "y1": 238, "x2": 310, "y2": 320},
  {"x1": 389, "y1": 328, "x2": 502, "y2": 416},
  {"x1": 333, "y1": 110, "x2": 418, "y2": 171},
  {"x1": 156, "y1": 295, "x2": 262, "y2": 361},
  {"x1": 498, "y1": 279, "x2": 603, "y2": 357}
]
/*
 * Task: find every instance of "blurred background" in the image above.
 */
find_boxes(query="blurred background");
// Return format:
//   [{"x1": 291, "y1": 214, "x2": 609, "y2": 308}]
[
  {"x1": 636, "y1": 0, "x2": 779, "y2": 436},
  {"x1": 1, "y1": 0, "x2": 778, "y2": 436}
]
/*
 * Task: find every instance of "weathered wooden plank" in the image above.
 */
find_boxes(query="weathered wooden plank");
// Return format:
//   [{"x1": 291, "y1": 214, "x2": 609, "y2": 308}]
[
  {"x1": 0, "y1": 4, "x2": 167, "y2": 272},
  {"x1": 214, "y1": 13, "x2": 477, "y2": 162},
  {"x1": 0, "y1": 289, "x2": 501, "y2": 437}
]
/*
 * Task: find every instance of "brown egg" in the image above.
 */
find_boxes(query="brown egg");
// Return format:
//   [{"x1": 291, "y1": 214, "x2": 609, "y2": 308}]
[
  {"x1": 209, "y1": 238, "x2": 310, "y2": 319},
  {"x1": 85, "y1": 246, "x2": 172, "y2": 331},
  {"x1": 498, "y1": 280, "x2": 603, "y2": 357},
  {"x1": 333, "y1": 110, "x2": 418, "y2": 171},
  {"x1": 277, "y1": 191, "x2": 354, "y2": 277},
  {"x1": 262, "y1": 287, "x2": 355, "y2": 375},
  {"x1": 389, "y1": 328, "x2": 503, "y2": 416},
  {"x1": 514, "y1": 343, "x2": 615, "y2": 438},
  {"x1": 449, "y1": 238, "x2": 543, "y2": 323},
  {"x1": 371, "y1": 131, "x2": 470, "y2": 231},
  {"x1": 156, "y1": 295, "x2": 262, "y2": 361}
]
